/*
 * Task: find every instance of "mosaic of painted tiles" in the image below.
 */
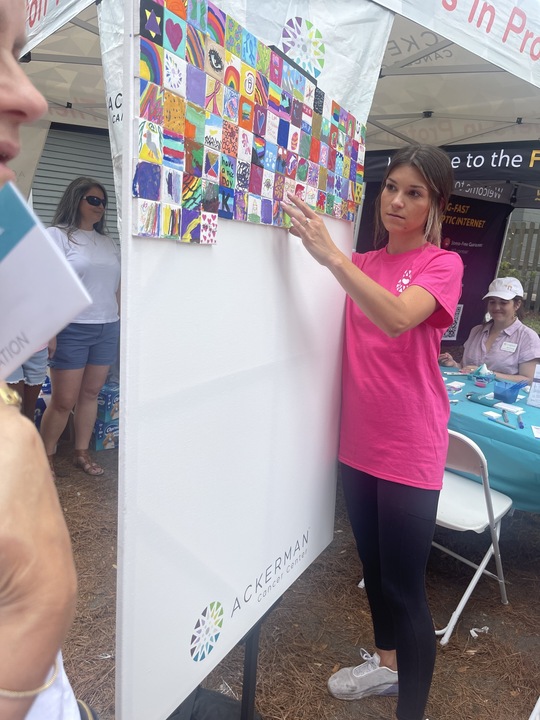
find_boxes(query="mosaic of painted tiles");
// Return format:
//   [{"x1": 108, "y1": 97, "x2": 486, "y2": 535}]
[{"x1": 133, "y1": 0, "x2": 366, "y2": 244}]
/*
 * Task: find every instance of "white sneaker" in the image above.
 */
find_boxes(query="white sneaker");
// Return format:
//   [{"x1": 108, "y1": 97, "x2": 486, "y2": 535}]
[{"x1": 327, "y1": 648, "x2": 398, "y2": 700}]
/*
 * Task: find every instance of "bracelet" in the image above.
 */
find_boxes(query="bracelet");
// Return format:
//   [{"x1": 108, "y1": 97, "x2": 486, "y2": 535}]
[
  {"x1": 0, "y1": 659, "x2": 58, "y2": 699},
  {"x1": 0, "y1": 384, "x2": 22, "y2": 409}
]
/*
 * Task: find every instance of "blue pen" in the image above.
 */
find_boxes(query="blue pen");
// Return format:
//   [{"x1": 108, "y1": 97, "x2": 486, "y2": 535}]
[
  {"x1": 488, "y1": 416, "x2": 516, "y2": 430},
  {"x1": 517, "y1": 415, "x2": 525, "y2": 429}
]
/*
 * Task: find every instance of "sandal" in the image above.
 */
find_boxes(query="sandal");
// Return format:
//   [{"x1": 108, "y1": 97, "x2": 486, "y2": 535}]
[{"x1": 73, "y1": 449, "x2": 104, "y2": 477}]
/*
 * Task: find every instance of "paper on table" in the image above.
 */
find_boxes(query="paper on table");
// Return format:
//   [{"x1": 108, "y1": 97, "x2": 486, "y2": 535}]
[
  {"x1": 531, "y1": 426, "x2": 540, "y2": 439},
  {"x1": 528, "y1": 365, "x2": 540, "y2": 409},
  {"x1": 0, "y1": 182, "x2": 92, "y2": 380},
  {"x1": 493, "y1": 402, "x2": 525, "y2": 415}
]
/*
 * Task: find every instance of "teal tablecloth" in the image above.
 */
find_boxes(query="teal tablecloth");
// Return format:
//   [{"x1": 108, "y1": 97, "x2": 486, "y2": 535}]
[{"x1": 446, "y1": 379, "x2": 540, "y2": 513}]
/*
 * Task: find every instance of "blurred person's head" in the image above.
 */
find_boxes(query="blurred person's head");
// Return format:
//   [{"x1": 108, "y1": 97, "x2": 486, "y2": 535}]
[
  {"x1": 51, "y1": 177, "x2": 109, "y2": 236},
  {"x1": 0, "y1": 0, "x2": 48, "y2": 188}
]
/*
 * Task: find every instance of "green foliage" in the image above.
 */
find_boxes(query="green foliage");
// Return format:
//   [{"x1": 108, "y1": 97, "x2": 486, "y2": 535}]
[
  {"x1": 497, "y1": 261, "x2": 537, "y2": 286},
  {"x1": 523, "y1": 312, "x2": 540, "y2": 335}
]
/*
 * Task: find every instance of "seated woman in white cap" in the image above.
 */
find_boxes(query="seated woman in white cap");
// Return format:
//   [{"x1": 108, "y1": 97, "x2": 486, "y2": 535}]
[{"x1": 439, "y1": 276, "x2": 540, "y2": 383}]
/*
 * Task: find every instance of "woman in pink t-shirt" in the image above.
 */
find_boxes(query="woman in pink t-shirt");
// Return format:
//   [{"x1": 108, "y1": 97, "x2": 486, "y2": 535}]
[{"x1": 282, "y1": 145, "x2": 463, "y2": 720}]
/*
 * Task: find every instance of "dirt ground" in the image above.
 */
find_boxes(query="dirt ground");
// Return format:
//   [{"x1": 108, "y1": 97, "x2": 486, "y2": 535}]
[{"x1": 56, "y1": 441, "x2": 540, "y2": 720}]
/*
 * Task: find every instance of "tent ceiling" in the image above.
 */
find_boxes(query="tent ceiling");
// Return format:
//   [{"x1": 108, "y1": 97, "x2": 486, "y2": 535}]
[{"x1": 23, "y1": 8, "x2": 540, "y2": 146}]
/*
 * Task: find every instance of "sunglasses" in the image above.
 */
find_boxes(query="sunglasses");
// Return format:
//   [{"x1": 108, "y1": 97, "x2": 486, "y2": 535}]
[{"x1": 84, "y1": 195, "x2": 106, "y2": 207}]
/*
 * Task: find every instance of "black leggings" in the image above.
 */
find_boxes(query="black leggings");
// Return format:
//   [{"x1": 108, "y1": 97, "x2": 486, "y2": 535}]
[{"x1": 341, "y1": 464, "x2": 440, "y2": 720}]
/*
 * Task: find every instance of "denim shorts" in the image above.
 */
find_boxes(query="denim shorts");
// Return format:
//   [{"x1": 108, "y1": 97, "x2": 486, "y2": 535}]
[
  {"x1": 6, "y1": 347, "x2": 49, "y2": 385},
  {"x1": 49, "y1": 321, "x2": 120, "y2": 370}
]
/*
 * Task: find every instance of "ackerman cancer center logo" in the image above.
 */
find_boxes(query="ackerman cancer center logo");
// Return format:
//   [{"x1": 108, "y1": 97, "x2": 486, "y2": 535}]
[{"x1": 190, "y1": 601, "x2": 224, "y2": 662}]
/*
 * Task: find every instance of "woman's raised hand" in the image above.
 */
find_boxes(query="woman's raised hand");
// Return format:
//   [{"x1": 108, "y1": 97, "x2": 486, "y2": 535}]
[{"x1": 281, "y1": 194, "x2": 344, "y2": 268}]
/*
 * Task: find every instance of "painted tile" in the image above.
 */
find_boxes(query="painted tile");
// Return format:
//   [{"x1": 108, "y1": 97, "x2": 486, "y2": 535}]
[
  {"x1": 238, "y1": 96, "x2": 254, "y2": 132},
  {"x1": 218, "y1": 185, "x2": 234, "y2": 218},
  {"x1": 186, "y1": 63, "x2": 206, "y2": 105},
  {"x1": 163, "y1": 90, "x2": 186, "y2": 135},
  {"x1": 220, "y1": 153, "x2": 237, "y2": 188},
  {"x1": 163, "y1": 10, "x2": 186, "y2": 55},
  {"x1": 140, "y1": 0, "x2": 163, "y2": 44},
  {"x1": 202, "y1": 179, "x2": 219, "y2": 213},
  {"x1": 204, "y1": 113, "x2": 222, "y2": 151},
  {"x1": 223, "y1": 50, "x2": 241, "y2": 90},
  {"x1": 320, "y1": 117, "x2": 331, "y2": 145},
  {"x1": 263, "y1": 141, "x2": 277, "y2": 172},
  {"x1": 281, "y1": 62, "x2": 296, "y2": 96},
  {"x1": 205, "y1": 76, "x2": 224, "y2": 116},
  {"x1": 272, "y1": 199, "x2": 285, "y2": 226},
  {"x1": 251, "y1": 135, "x2": 265, "y2": 167},
  {"x1": 326, "y1": 170, "x2": 335, "y2": 194},
  {"x1": 336, "y1": 129, "x2": 345, "y2": 154},
  {"x1": 140, "y1": 38, "x2": 163, "y2": 84},
  {"x1": 276, "y1": 118, "x2": 289, "y2": 148},
  {"x1": 256, "y1": 42, "x2": 270, "y2": 75},
  {"x1": 316, "y1": 190, "x2": 326, "y2": 213},
  {"x1": 305, "y1": 185, "x2": 317, "y2": 209},
  {"x1": 162, "y1": 167, "x2": 183, "y2": 204},
  {"x1": 225, "y1": 16, "x2": 242, "y2": 57},
  {"x1": 240, "y1": 62, "x2": 256, "y2": 100},
  {"x1": 296, "y1": 157, "x2": 308, "y2": 183},
  {"x1": 329, "y1": 125, "x2": 338, "y2": 150},
  {"x1": 268, "y1": 82, "x2": 281, "y2": 114},
  {"x1": 164, "y1": 50, "x2": 187, "y2": 95},
  {"x1": 253, "y1": 104, "x2": 267, "y2": 137},
  {"x1": 182, "y1": 173, "x2": 202, "y2": 209},
  {"x1": 323, "y1": 92, "x2": 332, "y2": 119},
  {"x1": 290, "y1": 98, "x2": 303, "y2": 128},
  {"x1": 346, "y1": 112, "x2": 356, "y2": 138},
  {"x1": 319, "y1": 142, "x2": 329, "y2": 168},
  {"x1": 276, "y1": 146, "x2": 287, "y2": 174},
  {"x1": 139, "y1": 120, "x2": 163, "y2": 164},
  {"x1": 223, "y1": 86, "x2": 239, "y2": 123},
  {"x1": 180, "y1": 208, "x2": 201, "y2": 242},
  {"x1": 298, "y1": 130, "x2": 311, "y2": 159},
  {"x1": 161, "y1": 203, "x2": 181, "y2": 238},
  {"x1": 234, "y1": 190, "x2": 248, "y2": 221},
  {"x1": 313, "y1": 86, "x2": 324, "y2": 115},
  {"x1": 307, "y1": 160, "x2": 319, "y2": 188},
  {"x1": 354, "y1": 182, "x2": 363, "y2": 204},
  {"x1": 283, "y1": 177, "x2": 296, "y2": 199},
  {"x1": 235, "y1": 160, "x2": 251, "y2": 191},
  {"x1": 261, "y1": 198, "x2": 273, "y2": 224},
  {"x1": 339, "y1": 106, "x2": 348, "y2": 133},
  {"x1": 335, "y1": 152, "x2": 344, "y2": 177},
  {"x1": 132, "y1": 160, "x2": 162, "y2": 200},
  {"x1": 185, "y1": 23, "x2": 205, "y2": 69},
  {"x1": 309, "y1": 136, "x2": 320, "y2": 163},
  {"x1": 279, "y1": 90, "x2": 292, "y2": 119},
  {"x1": 287, "y1": 126, "x2": 300, "y2": 154},
  {"x1": 340, "y1": 177, "x2": 349, "y2": 201},
  {"x1": 184, "y1": 101, "x2": 205, "y2": 142},
  {"x1": 247, "y1": 194, "x2": 261, "y2": 223},
  {"x1": 135, "y1": 199, "x2": 160, "y2": 236},
  {"x1": 200, "y1": 211, "x2": 218, "y2": 244},
  {"x1": 221, "y1": 120, "x2": 238, "y2": 155},
  {"x1": 184, "y1": 138, "x2": 204, "y2": 176},
  {"x1": 285, "y1": 151, "x2": 298, "y2": 179},
  {"x1": 237, "y1": 128, "x2": 253, "y2": 163},
  {"x1": 273, "y1": 173, "x2": 285, "y2": 200},
  {"x1": 269, "y1": 50, "x2": 282, "y2": 85},
  {"x1": 261, "y1": 169, "x2": 274, "y2": 199},
  {"x1": 303, "y1": 78, "x2": 315, "y2": 108},
  {"x1": 165, "y1": 0, "x2": 187, "y2": 20},
  {"x1": 325, "y1": 193, "x2": 334, "y2": 216},
  {"x1": 140, "y1": 80, "x2": 164, "y2": 124},
  {"x1": 328, "y1": 146, "x2": 337, "y2": 172},
  {"x1": 205, "y1": 39, "x2": 225, "y2": 81},
  {"x1": 206, "y1": 1, "x2": 225, "y2": 44},
  {"x1": 249, "y1": 164, "x2": 263, "y2": 194},
  {"x1": 291, "y1": 69, "x2": 306, "y2": 102},
  {"x1": 331, "y1": 100, "x2": 340, "y2": 126},
  {"x1": 242, "y1": 28, "x2": 257, "y2": 68},
  {"x1": 318, "y1": 166, "x2": 328, "y2": 190},
  {"x1": 203, "y1": 147, "x2": 220, "y2": 181},
  {"x1": 187, "y1": 0, "x2": 207, "y2": 32},
  {"x1": 265, "y1": 110, "x2": 279, "y2": 144},
  {"x1": 311, "y1": 111, "x2": 322, "y2": 139},
  {"x1": 254, "y1": 71, "x2": 269, "y2": 107},
  {"x1": 163, "y1": 131, "x2": 185, "y2": 170}
]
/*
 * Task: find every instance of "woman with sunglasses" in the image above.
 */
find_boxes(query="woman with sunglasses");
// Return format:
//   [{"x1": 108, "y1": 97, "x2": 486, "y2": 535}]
[{"x1": 40, "y1": 177, "x2": 120, "y2": 478}]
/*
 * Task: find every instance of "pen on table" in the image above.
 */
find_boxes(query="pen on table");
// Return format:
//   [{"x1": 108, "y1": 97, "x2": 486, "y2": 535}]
[
  {"x1": 502, "y1": 409, "x2": 509, "y2": 424},
  {"x1": 487, "y1": 416, "x2": 516, "y2": 430},
  {"x1": 517, "y1": 415, "x2": 525, "y2": 429}
]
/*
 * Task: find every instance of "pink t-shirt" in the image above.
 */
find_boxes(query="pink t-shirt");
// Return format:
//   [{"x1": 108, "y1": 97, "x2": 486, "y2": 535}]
[{"x1": 339, "y1": 243, "x2": 464, "y2": 490}]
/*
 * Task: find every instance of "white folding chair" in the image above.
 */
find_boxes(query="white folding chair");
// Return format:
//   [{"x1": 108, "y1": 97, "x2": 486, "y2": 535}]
[{"x1": 432, "y1": 429, "x2": 513, "y2": 646}]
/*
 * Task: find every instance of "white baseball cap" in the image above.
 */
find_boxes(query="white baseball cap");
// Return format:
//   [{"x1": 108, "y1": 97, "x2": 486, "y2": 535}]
[{"x1": 482, "y1": 277, "x2": 524, "y2": 300}]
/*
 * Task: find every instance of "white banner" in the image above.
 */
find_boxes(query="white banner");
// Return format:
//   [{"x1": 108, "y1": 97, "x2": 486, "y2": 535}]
[
  {"x1": 371, "y1": 0, "x2": 540, "y2": 88},
  {"x1": 97, "y1": 0, "x2": 124, "y2": 236},
  {"x1": 217, "y1": 0, "x2": 394, "y2": 123},
  {"x1": 24, "y1": 0, "x2": 95, "y2": 53}
]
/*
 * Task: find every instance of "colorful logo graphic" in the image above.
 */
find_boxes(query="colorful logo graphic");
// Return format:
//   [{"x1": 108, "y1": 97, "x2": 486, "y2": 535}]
[
  {"x1": 280, "y1": 17, "x2": 325, "y2": 79},
  {"x1": 190, "y1": 601, "x2": 224, "y2": 661}
]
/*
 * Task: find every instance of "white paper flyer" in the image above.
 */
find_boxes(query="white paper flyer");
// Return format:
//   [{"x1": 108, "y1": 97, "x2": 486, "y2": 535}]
[{"x1": 0, "y1": 182, "x2": 91, "y2": 380}]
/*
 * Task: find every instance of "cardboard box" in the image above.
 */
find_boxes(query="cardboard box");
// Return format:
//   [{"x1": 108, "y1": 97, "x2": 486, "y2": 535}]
[
  {"x1": 91, "y1": 419, "x2": 119, "y2": 452},
  {"x1": 97, "y1": 382, "x2": 120, "y2": 422}
]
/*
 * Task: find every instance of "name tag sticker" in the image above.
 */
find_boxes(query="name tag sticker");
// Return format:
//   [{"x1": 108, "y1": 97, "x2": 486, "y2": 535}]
[{"x1": 501, "y1": 341, "x2": 518, "y2": 352}]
